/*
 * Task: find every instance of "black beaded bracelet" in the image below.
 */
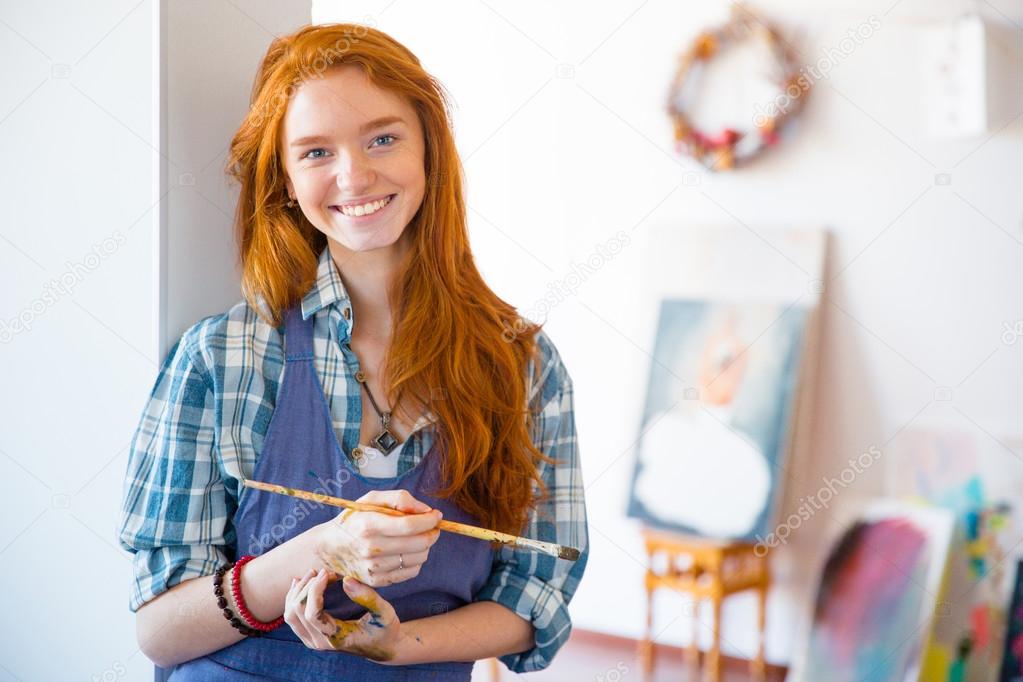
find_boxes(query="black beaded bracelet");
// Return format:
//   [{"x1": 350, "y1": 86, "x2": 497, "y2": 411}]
[{"x1": 214, "y1": 563, "x2": 265, "y2": 638}]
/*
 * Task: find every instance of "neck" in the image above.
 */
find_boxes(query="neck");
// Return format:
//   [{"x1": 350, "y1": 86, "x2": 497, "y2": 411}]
[{"x1": 327, "y1": 238, "x2": 408, "y2": 339}]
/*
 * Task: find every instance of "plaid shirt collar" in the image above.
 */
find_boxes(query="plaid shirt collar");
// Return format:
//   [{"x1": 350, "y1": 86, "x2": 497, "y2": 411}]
[
  {"x1": 302, "y1": 245, "x2": 437, "y2": 431},
  {"x1": 300, "y1": 246, "x2": 351, "y2": 322}
]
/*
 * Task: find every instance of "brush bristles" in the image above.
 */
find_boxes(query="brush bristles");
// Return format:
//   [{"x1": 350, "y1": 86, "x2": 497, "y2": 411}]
[{"x1": 558, "y1": 546, "x2": 581, "y2": 561}]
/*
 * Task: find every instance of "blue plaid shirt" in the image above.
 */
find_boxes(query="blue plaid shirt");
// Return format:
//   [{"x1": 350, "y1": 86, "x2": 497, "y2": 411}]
[{"x1": 117, "y1": 246, "x2": 588, "y2": 672}]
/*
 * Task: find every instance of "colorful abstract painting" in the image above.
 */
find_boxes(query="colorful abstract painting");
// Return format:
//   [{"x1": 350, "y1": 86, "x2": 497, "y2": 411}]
[
  {"x1": 888, "y1": 428, "x2": 1023, "y2": 681},
  {"x1": 788, "y1": 502, "x2": 954, "y2": 682},
  {"x1": 626, "y1": 299, "x2": 810, "y2": 541}
]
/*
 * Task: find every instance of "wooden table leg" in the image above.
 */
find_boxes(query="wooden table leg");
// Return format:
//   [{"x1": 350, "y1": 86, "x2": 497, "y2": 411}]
[
  {"x1": 707, "y1": 589, "x2": 722, "y2": 682},
  {"x1": 687, "y1": 595, "x2": 700, "y2": 672},
  {"x1": 752, "y1": 582, "x2": 767, "y2": 681},
  {"x1": 640, "y1": 573, "x2": 654, "y2": 678}
]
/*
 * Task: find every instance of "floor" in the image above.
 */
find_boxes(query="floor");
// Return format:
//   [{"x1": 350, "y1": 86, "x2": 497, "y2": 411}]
[{"x1": 471, "y1": 630, "x2": 787, "y2": 682}]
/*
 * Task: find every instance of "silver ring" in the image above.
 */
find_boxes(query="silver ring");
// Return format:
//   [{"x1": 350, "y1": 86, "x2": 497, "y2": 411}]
[{"x1": 398, "y1": 553, "x2": 404, "y2": 570}]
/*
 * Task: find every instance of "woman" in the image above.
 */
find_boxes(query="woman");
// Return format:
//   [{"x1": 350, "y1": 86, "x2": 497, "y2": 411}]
[{"x1": 117, "y1": 23, "x2": 587, "y2": 680}]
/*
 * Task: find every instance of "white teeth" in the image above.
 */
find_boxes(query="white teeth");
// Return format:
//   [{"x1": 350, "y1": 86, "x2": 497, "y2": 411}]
[{"x1": 337, "y1": 195, "x2": 392, "y2": 217}]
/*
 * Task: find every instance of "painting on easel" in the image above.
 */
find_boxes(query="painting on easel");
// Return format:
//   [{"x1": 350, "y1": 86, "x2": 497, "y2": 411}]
[{"x1": 626, "y1": 298, "x2": 811, "y2": 541}]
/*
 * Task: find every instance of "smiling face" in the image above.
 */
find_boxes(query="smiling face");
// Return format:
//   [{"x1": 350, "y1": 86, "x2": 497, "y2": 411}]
[{"x1": 280, "y1": 65, "x2": 427, "y2": 255}]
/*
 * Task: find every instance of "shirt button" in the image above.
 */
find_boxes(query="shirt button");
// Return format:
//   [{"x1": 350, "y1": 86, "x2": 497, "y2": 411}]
[
  {"x1": 342, "y1": 307, "x2": 351, "y2": 320},
  {"x1": 352, "y1": 447, "x2": 363, "y2": 458}
]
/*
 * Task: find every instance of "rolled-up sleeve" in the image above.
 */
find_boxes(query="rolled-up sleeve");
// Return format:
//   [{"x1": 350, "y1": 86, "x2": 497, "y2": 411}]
[
  {"x1": 117, "y1": 321, "x2": 233, "y2": 612},
  {"x1": 475, "y1": 346, "x2": 589, "y2": 673}
]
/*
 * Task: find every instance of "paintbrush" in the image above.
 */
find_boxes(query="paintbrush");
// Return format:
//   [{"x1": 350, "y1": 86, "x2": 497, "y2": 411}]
[{"x1": 242, "y1": 478, "x2": 582, "y2": 561}]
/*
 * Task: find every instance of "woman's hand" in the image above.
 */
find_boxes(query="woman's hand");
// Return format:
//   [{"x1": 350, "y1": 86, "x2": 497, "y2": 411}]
[
  {"x1": 285, "y1": 568, "x2": 401, "y2": 661},
  {"x1": 312, "y1": 489, "x2": 442, "y2": 587}
]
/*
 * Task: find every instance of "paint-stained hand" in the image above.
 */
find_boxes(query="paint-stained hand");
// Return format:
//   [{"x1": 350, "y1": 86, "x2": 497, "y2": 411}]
[
  {"x1": 312, "y1": 489, "x2": 442, "y2": 587},
  {"x1": 285, "y1": 568, "x2": 400, "y2": 660}
]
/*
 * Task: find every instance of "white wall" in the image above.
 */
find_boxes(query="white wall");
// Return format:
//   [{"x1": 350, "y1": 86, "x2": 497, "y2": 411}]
[
  {"x1": 0, "y1": 1, "x2": 309, "y2": 680},
  {"x1": 0, "y1": 1, "x2": 159, "y2": 679}
]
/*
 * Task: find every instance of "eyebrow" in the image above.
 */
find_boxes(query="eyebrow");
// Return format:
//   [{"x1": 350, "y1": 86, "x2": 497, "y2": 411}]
[{"x1": 289, "y1": 116, "x2": 408, "y2": 147}]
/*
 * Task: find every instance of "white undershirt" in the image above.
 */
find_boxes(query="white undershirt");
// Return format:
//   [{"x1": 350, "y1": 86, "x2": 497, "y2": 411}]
[
  {"x1": 355, "y1": 443, "x2": 399, "y2": 478},
  {"x1": 354, "y1": 413, "x2": 436, "y2": 479}
]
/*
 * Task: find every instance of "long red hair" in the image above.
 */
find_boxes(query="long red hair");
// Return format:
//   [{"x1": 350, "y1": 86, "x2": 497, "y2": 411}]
[{"x1": 226, "y1": 23, "x2": 552, "y2": 534}]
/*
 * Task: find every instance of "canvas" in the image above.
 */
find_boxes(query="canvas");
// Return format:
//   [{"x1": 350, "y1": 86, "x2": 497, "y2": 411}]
[
  {"x1": 626, "y1": 298, "x2": 810, "y2": 540},
  {"x1": 788, "y1": 501, "x2": 955, "y2": 682},
  {"x1": 888, "y1": 427, "x2": 1023, "y2": 682}
]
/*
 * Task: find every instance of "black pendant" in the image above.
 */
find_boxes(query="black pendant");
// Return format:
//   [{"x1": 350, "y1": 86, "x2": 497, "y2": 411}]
[{"x1": 373, "y1": 428, "x2": 400, "y2": 455}]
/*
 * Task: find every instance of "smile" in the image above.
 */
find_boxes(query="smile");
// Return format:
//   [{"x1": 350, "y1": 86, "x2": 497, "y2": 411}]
[{"x1": 330, "y1": 194, "x2": 395, "y2": 218}]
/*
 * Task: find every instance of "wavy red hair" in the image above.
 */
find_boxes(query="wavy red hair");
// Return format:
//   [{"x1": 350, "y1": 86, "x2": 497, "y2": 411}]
[{"x1": 225, "y1": 23, "x2": 552, "y2": 535}]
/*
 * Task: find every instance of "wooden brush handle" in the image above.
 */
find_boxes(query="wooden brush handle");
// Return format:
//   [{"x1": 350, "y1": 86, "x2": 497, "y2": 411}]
[{"x1": 242, "y1": 479, "x2": 579, "y2": 560}]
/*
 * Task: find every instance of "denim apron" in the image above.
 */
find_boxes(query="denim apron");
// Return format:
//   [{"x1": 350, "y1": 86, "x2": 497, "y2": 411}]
[{"x1": 169, "y1": 305, "x2": 495, "y2": 681}]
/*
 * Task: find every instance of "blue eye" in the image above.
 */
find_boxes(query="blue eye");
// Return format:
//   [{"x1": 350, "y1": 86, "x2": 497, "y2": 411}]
[{"x1": 301, "y1": 135, "x2": 396, "y2": 160}]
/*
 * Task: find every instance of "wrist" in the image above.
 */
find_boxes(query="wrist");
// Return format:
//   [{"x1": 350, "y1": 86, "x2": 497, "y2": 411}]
[
  {"x1": 239, "y1": 528, "x2": 322, "y2": 621},
  {"x1": 236, "y1": 554, "x2": 282, "y2": 623},
  {"x1": 232, "y1": 556, "x2": 286, "y2": 631},
  {"x1": 384, "y1": 620, "x2": 419, "y2": 666}
]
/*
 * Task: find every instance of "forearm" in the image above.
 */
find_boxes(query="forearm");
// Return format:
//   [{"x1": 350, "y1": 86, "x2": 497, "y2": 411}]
[
  {"x1": 136, "y1": 527, "x2": 321, "y2": 667},
  {"x1": 390, "y1": 601, "x2": 534, "y2": 666}
]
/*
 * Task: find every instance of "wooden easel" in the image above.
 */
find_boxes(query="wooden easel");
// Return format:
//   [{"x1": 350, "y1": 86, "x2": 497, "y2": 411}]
[{"x1": 639, "y1": 528, "x2": 770, "y2": 682}]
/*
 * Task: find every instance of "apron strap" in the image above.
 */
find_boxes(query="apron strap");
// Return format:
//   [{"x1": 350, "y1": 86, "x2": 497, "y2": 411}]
[{"x1": 283, "y1": 305, "x2": 314, "y2": 361}]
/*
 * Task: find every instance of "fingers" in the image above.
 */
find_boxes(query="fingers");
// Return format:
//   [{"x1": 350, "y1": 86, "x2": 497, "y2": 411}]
[
  {"x1": 303, "y1": 569, "x2": 327, "y2": 622},
  {"x1": 354, "y1": 508, "x2": 443, "y2": 537},
  {"x1": 284, "y1": 570, "x2": 320, "y2": 645},
  {"x1": 354, "y1": 548, "x2": 430, "y2": 587},
  {"x1": 377, "y1": 562, "x2": 425, "y2": 586},
  {"x1": 335, "y1": 489, "x2": 442, "y2": 540},
  {"x1": 359, "y1": 489, "x2": 432, "y2": 514},
  {"x1": 370, "y1": 549, "x2": 429, "y2": 574},
  {"x1": 286, "y1": 569, "x2": 341, "y2": 650},
  {"x1": 302, "y1": 570, "x2": 341, "y2": 648},
  {"x1": 342, "y1": 576, "x2": 397, "y2": 626},
  {"x1": 285, "y1": 571, "x2": 401, "y2": 656},
  {"x1": 359, "y1": 530, "x2": 441, "y2": 558}
]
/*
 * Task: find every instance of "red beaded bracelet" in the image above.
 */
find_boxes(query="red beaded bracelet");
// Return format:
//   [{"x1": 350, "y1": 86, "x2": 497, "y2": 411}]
[{"x1": 230, "y1": 554, "x2": 286, "y2": 632}]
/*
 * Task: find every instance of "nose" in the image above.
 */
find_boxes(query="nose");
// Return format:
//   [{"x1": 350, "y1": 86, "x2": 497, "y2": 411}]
[{"x1": 335, "y1": 149, "x2": 376, "y2": 194}]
